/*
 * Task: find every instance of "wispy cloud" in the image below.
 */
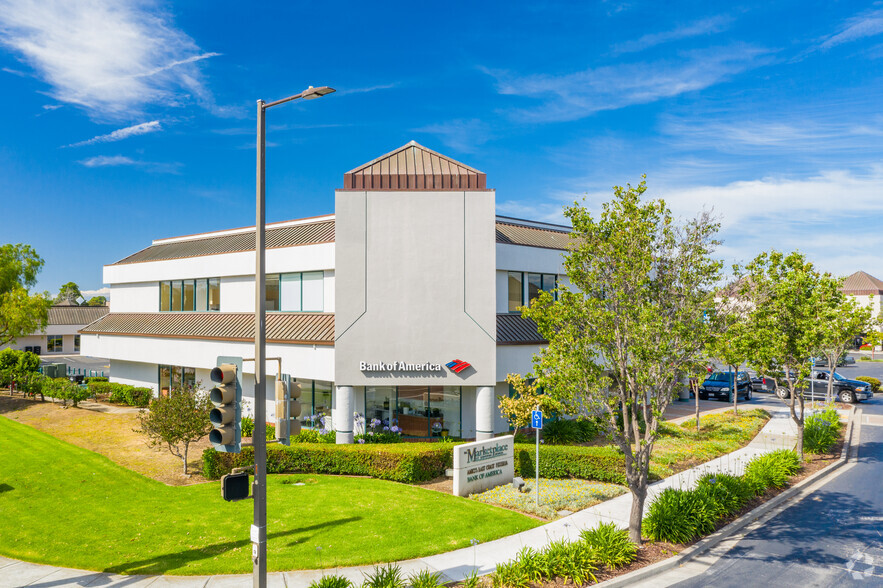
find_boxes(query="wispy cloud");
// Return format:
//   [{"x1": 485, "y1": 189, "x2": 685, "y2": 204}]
[
  {"x1": 819, "y1": 8, "x2": 883, "y2": 50},
  {"x1": 412, "y1": 119, "x2": 492, "y2": 153},
  {"x1": 0, "y1": 0, "x2": 220, "y2": 119},
  {"x1": 612, "y1": 15, "x2": 734, "y2": 54},
  {"x1": 336, "y1": 83, "x2": 397, "y2": 96},
  {"x1": 66, "y1": 121, "x2": 161, "y2": 148},
  {"x1": 41, "y1": 104, "x2": 62, "y2": 111},
  {"x1": 2, "y1": 65, "x2": 26, "y2": 76},
  {"x1": 79, "y1": 154, "x2": 181, "y2": 173},
  {"x1": 485, "y1": 45, "x2": 772, "y2": 123}
]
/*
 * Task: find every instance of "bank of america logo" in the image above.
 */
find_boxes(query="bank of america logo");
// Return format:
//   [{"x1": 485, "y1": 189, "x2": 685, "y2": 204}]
[{"x1": 446, "y1": 359, "x2": 471, "y2": 373}]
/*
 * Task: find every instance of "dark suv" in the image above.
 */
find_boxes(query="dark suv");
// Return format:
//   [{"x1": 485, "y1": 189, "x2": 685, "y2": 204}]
[
  {"x1": 775, "y1": 369, "x2": 872, "y2": 404},
  {"x1": 699, "y1": 371, "x2": 752, "y2": 402}
]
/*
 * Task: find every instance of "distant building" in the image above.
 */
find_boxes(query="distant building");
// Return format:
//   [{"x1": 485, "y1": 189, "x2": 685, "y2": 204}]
[
  {"x1": 1, "y1": 304, "x2": 109, "y2": 355},
  {"x1": 840, "y1": 270, "x2": 883, "y2": 320}
]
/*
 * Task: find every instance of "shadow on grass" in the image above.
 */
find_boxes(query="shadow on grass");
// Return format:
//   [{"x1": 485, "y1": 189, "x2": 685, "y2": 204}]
[
  {"x1": 0, "y1": 483, "x2": 12, "y2": 493},
  {"x1": 102, "y1": 516, "x2": 362, "y2": 575},
  {"x1": 0, "y1": 395, "x2": 41, "y2": 415}
]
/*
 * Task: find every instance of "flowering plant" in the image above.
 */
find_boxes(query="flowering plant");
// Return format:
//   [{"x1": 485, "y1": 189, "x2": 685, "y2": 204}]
[{"x1": 354, "y1": 413, "x2": 404, "y2": 444}]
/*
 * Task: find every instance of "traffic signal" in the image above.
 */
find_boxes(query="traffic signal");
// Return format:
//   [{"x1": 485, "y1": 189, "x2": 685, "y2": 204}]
[
  {"x1": 209, "y1": 356, "x2": 242, "y2": 453},
  {"x1": 275, "y1": 376, "x2": 302, "y2": 446}
]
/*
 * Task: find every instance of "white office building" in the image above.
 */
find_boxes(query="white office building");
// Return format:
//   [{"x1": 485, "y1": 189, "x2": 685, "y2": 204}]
[{"x1": 81, "y1": 142, "x2": 570, "y2": 442}]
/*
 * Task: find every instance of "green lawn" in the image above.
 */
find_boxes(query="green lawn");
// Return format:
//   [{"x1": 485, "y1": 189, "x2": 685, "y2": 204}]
[{"x1": 0, "y1": 417, "x2": 539, "y2": 575}]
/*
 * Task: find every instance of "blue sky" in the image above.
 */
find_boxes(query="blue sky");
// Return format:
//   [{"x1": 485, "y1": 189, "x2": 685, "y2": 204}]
[{"x1": 1, "y1": 0, "x2": 882, "y2": 297}]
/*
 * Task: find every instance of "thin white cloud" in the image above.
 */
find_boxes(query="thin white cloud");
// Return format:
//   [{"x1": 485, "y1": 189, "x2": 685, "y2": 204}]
[
  {"x1": 612, "y1": 15, "x2": 734, "y2": 54},
  {"x1": 81, "y1": 287, "x2": 110, "y2": 299},
  {"x1": 819, "y1": 8, "x2": 883, "y2": 50},
  {"x1": 79, "y1": 154, "x2": 181, "y2": 173},
  {"x1": 66, "y1": 121, "x2": 161, "y2": 147},
  {"x1": 0, "y1": 0, "x2": 219, "y2": 119},
  {"x1": 41, "y1": 104, "x2": 62, "y2": 111},
  {"x1": 2, "y1": 65, "x2": 26, "y2": 76},
  {"x1": 79, "y1": 155, "x2": 136, "y2": 167},
  {"x1": 486, "y1": 45, "x2": 772, "y2": 122},
  {"x1": 336, "y1": 83, "x2": 397, "y2": 96},
  {"x1": 413, "y1": 119, "x2": 492, "y2": 154}
]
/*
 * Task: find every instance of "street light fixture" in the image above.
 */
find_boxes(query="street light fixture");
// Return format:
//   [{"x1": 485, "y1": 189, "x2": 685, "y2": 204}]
[{"x1": 253, "y1": 84, "x2": 334, "y2": 588}]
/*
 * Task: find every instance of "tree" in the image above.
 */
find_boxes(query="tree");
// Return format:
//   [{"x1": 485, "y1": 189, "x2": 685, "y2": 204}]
[
  {"x1": 707, "y1": 286, "x2": 751, "y2": 414},
  {"x1": 814, "y1": 284, "x2": 873, "y2": 403},
  {"x1": 83, "y1": 296, "x2": 107, "y2": 307},
  {"x1": 0, "y1": 244, "x2": 51, "y2": 346},
  {"x1": 738, "y1": 251, "x2": 830, "y2": 462},
  {"x1": 56, "y1": 282, "x2": 82, "y2": 304},
  {"x1": 522, "y1": 179, "x2": 722, "y2": 543},
  {"x1": 135, "y1": 385, "x2": 212, "y2": 475},
  {"x1": 499, "y1": 374, "x2": 564, "y2": 429}
]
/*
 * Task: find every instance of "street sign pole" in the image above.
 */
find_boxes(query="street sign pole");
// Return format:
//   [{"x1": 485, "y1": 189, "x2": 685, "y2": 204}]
[{"x1": 532, "y1": 408, "x2": 543, "y2": 507}]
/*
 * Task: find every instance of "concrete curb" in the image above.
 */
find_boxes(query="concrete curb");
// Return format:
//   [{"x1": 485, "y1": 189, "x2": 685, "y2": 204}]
[{"x1": 593, "y1": 405, "x2": 857, "y2": 588}]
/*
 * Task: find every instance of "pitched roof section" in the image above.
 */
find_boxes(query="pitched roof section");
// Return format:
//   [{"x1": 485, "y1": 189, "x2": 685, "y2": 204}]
[
  {"x1": 496, "y1": 314, "x2": 546, "y2": 345},
  {"x1": 496, "y1": 220, "x2": 571, "y2": 251},
  {"x1": 80, "y1": 312, "x2": 334, "y2": 345},
  {"x1": 49, "y1": 305, "x2": 109, "y2": 326},
  {"x1": 342, "y1": 141, "x2": 487, "y2": 191},
  {"x1": 112, "y1": 219, "x2": 335, "y2": 265},
  {"x1": 841, "y1": 270, "x2": 883, "y2": 295}
]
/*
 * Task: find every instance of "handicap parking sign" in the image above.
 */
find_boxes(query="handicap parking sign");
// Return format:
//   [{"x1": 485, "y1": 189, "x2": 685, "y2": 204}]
[{"x1": 531, "y1": 410, "x2": 543, "y2": 429}]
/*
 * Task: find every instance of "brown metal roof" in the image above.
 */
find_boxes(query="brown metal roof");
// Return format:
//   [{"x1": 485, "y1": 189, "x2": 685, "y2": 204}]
[
  {"x1": 495, "y1": 221, "x2": 571, "y2": 251},
  {"x1": 112, "y1": 219, "x2": 335, "y2": 265},
  {"x1": 48, "y1": 305, "x2": 109, "y2": 326},
  {"x1": 80, "y1": 312, "x2": 334, "y2": 345},
  {"x1": 342, "y1": 141, "x2": 487, "y2": 191},
  {"x1": 841, "y1": 271, "x2": 883, "y2": 295},
  {"x1": 496, "y1": 314, "x2": 546, "y2": 345}
]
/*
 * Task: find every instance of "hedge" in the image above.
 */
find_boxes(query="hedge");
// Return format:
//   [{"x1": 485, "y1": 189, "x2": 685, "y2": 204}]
[
  {"x1": 513, "y1": 444, "x2": 638, "y2": 484},
  {"x1": 87, "y1": 381, "x2": 152, "y2": 407},
  {"x1": 203, "y1": 442, "x2": 453, "y2": 483}
]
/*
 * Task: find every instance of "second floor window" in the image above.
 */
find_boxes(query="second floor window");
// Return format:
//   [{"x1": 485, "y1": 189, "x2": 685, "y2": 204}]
[
  {"x1": 266, "y1": 271, "x2": 324, "y2": 312},
  {"x1": 508, "y1": 271, "x2": 557, "y2": 312},
  {"x1": 160, "y1": 278, "x2": 220, "y2": 311}
]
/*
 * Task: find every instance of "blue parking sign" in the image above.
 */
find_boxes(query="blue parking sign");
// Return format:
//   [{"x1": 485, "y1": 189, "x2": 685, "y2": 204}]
[{"x1": 531, "y1": 410, "x2": 543, "y2": 429}]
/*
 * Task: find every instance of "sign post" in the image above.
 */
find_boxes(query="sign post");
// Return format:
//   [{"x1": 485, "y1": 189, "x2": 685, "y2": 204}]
[{"x1": 531, "y1": 408, "x2": 543, "y2": 507}]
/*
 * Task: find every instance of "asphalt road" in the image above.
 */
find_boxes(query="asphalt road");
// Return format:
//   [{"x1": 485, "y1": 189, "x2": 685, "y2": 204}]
[{"x1": 665, "y1": 362, "x2": 883, "y2": 587}]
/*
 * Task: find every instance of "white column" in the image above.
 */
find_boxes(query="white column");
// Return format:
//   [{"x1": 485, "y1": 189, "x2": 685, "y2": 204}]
[
  {"x1": 335, "y1": 385, "x2": 354, "y2": 444},
  {"x1": 475, "y1": 385, "x2": 495, "y2": 441}
]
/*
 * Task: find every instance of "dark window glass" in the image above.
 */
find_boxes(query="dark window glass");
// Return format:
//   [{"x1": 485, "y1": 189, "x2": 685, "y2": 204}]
[
  {"x1": 171, "y1": 280, "x2": 183, "y2": 311},
  {"x1": 160, "y1": 282, "x2": 171, "y2": 311},
  {"x1": 74, "y1": 335, "x2": 80, "y2": 352},
  {"x1": 527, "y1": 273, "x2": 542, "y2": 304},
  {"x1": 47, "y1": 335, "x2": 62, "y2": 352},
  {"x1": 183, "y1": 280, "x2": 195, "y2": 311},
  {"x1": 266, "y1": 275, "x2": 280, "y2": 311},
  {"x1": 208, "y1": 278, "x2": 220, "y2": 311},
  {"x1": 196, "y1": 279, "x2": 208, "y2": 311},
  {"x1": 542, "y1": 274, "x2": 556, "y2": 294},
  {"x1": 508, "y1": 272, "x2": 523, "y2": 313}
]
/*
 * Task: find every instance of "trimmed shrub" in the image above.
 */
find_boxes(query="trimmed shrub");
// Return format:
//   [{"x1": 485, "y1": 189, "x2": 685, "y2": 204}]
[
  {"x1": 513, "y1": 444, "x2": 659, "y2": 484},
  {"x1": 202, "y1": 442, "x2": 453, "y2": 483},
  {"x1": 84, "y1": 376, "x2": 109, "y2": 383},
  {"x1": 743, "y1": 450, "x2": 800, "y2": 495},
  {"x1": 579, "y1": 521, "x2": 637, "y2": 570},
  {"x1": 43, "y1": 377, "x2": 91, "y2": 407},
  {"x1": 856, "y1": 376, "x2": 880, "y2": 392},
  {"x1": 805, "y1": 407, "x2": 841, "y2": 454},
  {"x1": 87, "y1": 381, "x2": 151, "y2": 406}
]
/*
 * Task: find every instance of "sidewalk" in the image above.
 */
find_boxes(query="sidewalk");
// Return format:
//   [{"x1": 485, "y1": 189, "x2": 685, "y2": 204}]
[{"x1": 0, "y1": 404, "x2": 804, "y2": 588}]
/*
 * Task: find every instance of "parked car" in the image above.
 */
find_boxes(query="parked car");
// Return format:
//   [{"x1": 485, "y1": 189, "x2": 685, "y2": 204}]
[
  {"x1": 812, "y1": 353, "x2": 856, "y2": 367},
  {"x1": 751, "y1": 375, "x2": 776, "y2": 393},
  {"x1": 775, "y1": 369, "x2": 872, "y2": 404},
  {"x1": 699, "y1": 371, "x2": 752, "y2": 402}
]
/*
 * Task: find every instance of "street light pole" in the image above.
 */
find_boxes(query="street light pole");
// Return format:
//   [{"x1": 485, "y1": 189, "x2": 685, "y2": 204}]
[{"x1": 253, "y1": 85, "x2": 334, "y2": 588}]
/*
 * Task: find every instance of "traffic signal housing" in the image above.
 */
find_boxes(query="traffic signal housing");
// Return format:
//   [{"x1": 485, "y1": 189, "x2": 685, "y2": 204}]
[
  {"x1": 275, "y1": 376, "x2": 302, "y2": 446},
  {"x1": 209, "y1": 356, "x2": 242, "y2": 453}
]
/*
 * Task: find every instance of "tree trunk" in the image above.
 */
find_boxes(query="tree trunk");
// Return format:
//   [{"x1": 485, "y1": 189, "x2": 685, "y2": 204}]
[
  {"x1": 182, "y1": 442, "x2": 189, "y2": 475},
  {"x1": 795, "y1": 420, "x2": 804, "y2": 460},
  {"x1": 692, "y1": 379, "x2": 700, "y2": 432},
  {"x1": 627, "y1": 484, "x2": 647, "y2": 544},
  {"x1": 731, "y1": 365, "x2": 739, "y2": 415},
  {"x1": 827, "y1": 360, "x2": 835, "y2": 404}
]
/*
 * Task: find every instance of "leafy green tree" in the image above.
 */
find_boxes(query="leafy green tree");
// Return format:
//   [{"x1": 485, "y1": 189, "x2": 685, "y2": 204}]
[
  {"x1": 522, "y1": 179, "x2": 722, "y2": 543},
  {"x1": 0, "y1": 244, "x2": 51, "y2": 346},
  {"x1": 708, "y1": 287, "x2": 752, "y2": 414},
  {"x1": 55, "y1": 281, "x2": 82, "y2": 304},
  {"x1": 136, "y1": 385, "x2": 212, "y2": 475},
  {"x1": 814, "y1": 283, "x2": 873, "y2": 402},
  {"x1": 738, "y1": 251, "x2": 830, "y2": 461},
  {"x1": 83, "y1": 296, "x2": 107, "y2": 306},
  {"x1": 499, "y1": 374, "x2": 564, "y2": 429}
]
